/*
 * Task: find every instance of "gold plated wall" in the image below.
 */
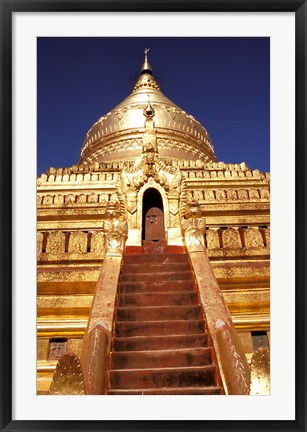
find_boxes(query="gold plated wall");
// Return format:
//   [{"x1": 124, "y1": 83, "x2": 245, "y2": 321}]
[{"x1": 37, "y1": 159, "x2": 269, "y2": 394}]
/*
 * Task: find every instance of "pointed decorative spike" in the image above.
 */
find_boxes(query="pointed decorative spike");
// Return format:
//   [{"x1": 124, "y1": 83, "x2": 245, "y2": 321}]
[{"x1": 141, "y1": 48, "x2": 152, "y2": 74}]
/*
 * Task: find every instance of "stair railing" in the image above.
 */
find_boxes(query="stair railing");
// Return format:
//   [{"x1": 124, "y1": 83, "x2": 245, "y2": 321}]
[
  {"x1": 181, "y1": 200, "x2": 250, "y2": 395},
  {"x1": 80, "y1": 202, "x2": 128, "y2": 394}
]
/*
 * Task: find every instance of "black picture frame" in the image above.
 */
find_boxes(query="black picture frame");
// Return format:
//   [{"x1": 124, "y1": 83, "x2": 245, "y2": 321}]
[{"x1": 1, "y1": 1, "x2": 306, "y2": 431}]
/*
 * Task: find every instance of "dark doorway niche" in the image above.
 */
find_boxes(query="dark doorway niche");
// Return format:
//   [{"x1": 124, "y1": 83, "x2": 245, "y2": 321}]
[{"x1": 142, "y1": 188, "x2": 165, "y2": 241}]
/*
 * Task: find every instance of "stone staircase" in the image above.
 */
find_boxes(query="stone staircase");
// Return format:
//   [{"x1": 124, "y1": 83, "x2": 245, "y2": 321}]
[{"x1": 107, "y1": 250, "x2": 223, "y2": 395}]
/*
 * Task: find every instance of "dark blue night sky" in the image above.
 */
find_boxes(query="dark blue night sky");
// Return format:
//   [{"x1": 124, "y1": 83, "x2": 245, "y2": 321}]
[{"x1": 37, "y1": 37, "x2": 270, "y2": 175}]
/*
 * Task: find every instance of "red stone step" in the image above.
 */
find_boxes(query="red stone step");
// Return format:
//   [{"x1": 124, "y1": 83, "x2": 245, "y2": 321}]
[
  {"x1": 119, "y1": 280, "x2": 197, "y2": 294},
  {"x1": 114, "y1": 320, "x2": 205, "y2": 337},
  {"x1": 108, "y1": 249, "x2": 222, "y2": 395},
  {"x1": 110, "y1": 347, "x2": 212, "y2": 369},
  {"x1": 122, "y1": 263, "x2": 191, "y2": 274},
  {"x1": 116, "y1": 305, "x2": 202, "y2": 321},
  {"x1": 114, "y1": 334, "x2": 208, "y2": 351},
  {"x1": 118, "y1": 291, "x2": 199, "y2": 307},
  {"x1": 143, "y1": 239, "x2": 168, "y2": 255},
  {"x1": 109, "y1": 365, "x2": 217, "y2": 389},
  {"x1": 123, "y1": 254, "x2": 190, "y2": 265},
  {"x1": 107, "y1": 386, "x2": 222, "y2": 395},
  {"x1": 120, "y1": 271, "x2": 194, "y2": 283}
]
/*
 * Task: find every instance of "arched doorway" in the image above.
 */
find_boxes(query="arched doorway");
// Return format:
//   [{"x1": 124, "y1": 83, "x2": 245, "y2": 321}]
[{"x1": 142, "y1": 188, "x2": 165, "y2": 241}]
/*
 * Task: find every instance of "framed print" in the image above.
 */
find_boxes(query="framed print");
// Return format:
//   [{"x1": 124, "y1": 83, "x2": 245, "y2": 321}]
[{"x1": 1, "y1": 1, "x2": 306, "y2": 431}]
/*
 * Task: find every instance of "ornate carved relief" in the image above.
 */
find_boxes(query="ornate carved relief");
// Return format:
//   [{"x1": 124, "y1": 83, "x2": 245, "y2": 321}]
[
  {"x1": 90, "y1": 231, "x2": 105, "y2": 254},
  {"x1": 49, "y1": 340, "x2": 67, "y2": 360},
  {"x1": 88, "y1": 193, "x2": 98, "y2": 203},
  {"x1": 46, "y1": 231, "x2": 66, "y2": 254},
  {"x1": 193, "y1": 190, "x2": 204, "y2": 201},
  {"x1": 65, "y1": 194, "x2": 75, "y2": 204},
  {"x1": 215, "y1": 190, "x2": 226, "y2": 201},
  {"x1": 264, "y1": 227, "x2": 270, "y2": 248},
  {"x1": 186, "y1": 191, "x2": 193, "y2": 200},
  {"x1": 76, "y1": 194, "x2": 87, "y2": 204},
  {"x1": 43, "y1": 195, "x2": 54, "y2": 205},
  {"x1": 244, "y1": 227, "x2": 264, "y2": 248},
  {"x1": 260, "y1": 189, "x2": 270, "y2": 200},
  {"x1": 103, "y1": 202, "x2": 128, "y2": 256},
  {"x1": 68, "y1": 232, "x2": 87, "y2": 253},
  {"x1": 114, "y1": 105, "x2": 187, "y2": 233},
  {"x1": 99, "y1": 193, "x2": 109, "y2": 204},
  {"x1": 84, "y1": 173, "x2": 91, "y2": 181},
  {"x1": 54, "y1": 195, "x2": 64, "y2": 205},
  {"x1": 204, "y1": 190, "x2": 215, "y2": 201},
  {"x1": 237, "y1": 189, "x2": 249, "y2": 200},
  {"x1": 37, "y1": 232, "x2": 44, "y2": 254},
  {"x1": 181, "y1": 201, "x2": 206, "y2": 252},
  {"x1": 206, "y1": 229, "x2": 220, "y2": 249},
  {"x1": 248, "y1": 189, "x2": 260, "y2": 200},
  {"x1": 226, "y1": 190, "x2": 238, "y2": 201},
  {"x1": 222, "y1": 228, "x2": 241, "y2": 249}
]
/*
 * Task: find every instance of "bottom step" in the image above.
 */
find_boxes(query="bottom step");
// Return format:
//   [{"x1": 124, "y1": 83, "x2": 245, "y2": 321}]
[
  {"x1": 109, "y1": 365, "x2": 216, "y2": 389},
  {"x1": 107, "y1": 386, "x2": 222, "y2": 395}
]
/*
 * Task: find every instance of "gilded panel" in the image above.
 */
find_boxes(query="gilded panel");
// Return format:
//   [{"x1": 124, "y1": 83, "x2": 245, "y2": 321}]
[
  {"x1": 88, "y1": 193, "x2": 98, "y2": 203},
  {"x1": 90, "y1": 231, "x2": 105, "y2": 254},
  {"x1": 54, "y1": 195, "x2": 64, "y2": 205},
  {"x1": 222, "y1": 227, "x2": 241, "y2": 249},
  {"x1": 67, "y1": 338, "x2": 83, "y2": 357},
  {"x1": 65, "y1": 194, "x2": 75, "y2": 204},
  {"x1": 248, "y1": 189, "x2": 260, "y2": 199},
  {"x1": 244, "y1": 227, "x2": 264, "y2": 248},
  {"x1": 68, "y1": 232, "x2": 88, "y2": 254},
  {"x1": 226, "y1": 190, "x2": 238, "y2": 201},
  {"x1": 37, "y1": 231, "x2": 44, "y2": 254},
  {"x1": 264, "y1": 227, "x2": 270, "y2": 248},
  {"x1": 45, "y1": 231, "x2": 66, "y2": 254},
  {"x1": 204, "y1": 190, "x2": 215, "y2": 201},
  {"x1": 215, "y1": 190, "x2": 226, "y2": 201},
  {"x1": 76, "y1": 194, "x2": 87, "y2": 204},
  {"x1": 43, "y1": 195, "x2": 54, "y2": 205},
  {"x1": 206, "y1": 229, "x2": 220, "y2": 249},
  {"x1": 193, "y1": 190, "x2": 204, "y2": 201},
  {"x1": 237, "y1": 189, "x2": 248, "y2": 200},
  {"x1": 260, "y1": 189, "x2": 270, "y2": 200}
]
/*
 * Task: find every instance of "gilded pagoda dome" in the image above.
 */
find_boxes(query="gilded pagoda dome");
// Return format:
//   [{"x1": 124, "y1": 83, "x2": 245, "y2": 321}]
[{"x1": 80, "y1": 52, "x2": 216, "y2": 164}]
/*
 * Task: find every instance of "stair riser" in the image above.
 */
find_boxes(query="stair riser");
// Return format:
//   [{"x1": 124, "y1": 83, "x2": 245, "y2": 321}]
[
  {"x1": 122, "y1": 263, "x2": 191, "y2": 274},
  {"x1": 109, "y1": 367, "x2": 216, "y2": 389},
  {"x1": 118, "y1": 292, "x2": 198, "y2": 307},
  {"x1": 123, "y1": 254, "x2": 190, "y2": 265},
  {"x1": 120, "y1": 272, "x2": 193, "y2": 282},
  {"x1": 117, "y1": 306, "x2": 202, "y2": 321},
  {"x1": 115, "y1": 320, "x2": 205, "y2": 337},
  {"x1": 114, "y1": 335, "x2": 208, "y2": 351},
  {"x1": 111, "y1": 348, "x2": 212, "y2": 369},
  {"x1": 108, "y1": 387, "x2": 222, "y2": 395},
  {"x1": 108, "y1": 249, "x2": 221, "y2": 395},
  {"x1": 119, "y1": 280, "x2": 197, "y2": 293}
]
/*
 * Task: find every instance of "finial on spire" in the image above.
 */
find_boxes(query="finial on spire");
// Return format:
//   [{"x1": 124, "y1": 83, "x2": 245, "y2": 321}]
[{"x1": 141, "y1": 48, "x2": 152, "y2": 75}]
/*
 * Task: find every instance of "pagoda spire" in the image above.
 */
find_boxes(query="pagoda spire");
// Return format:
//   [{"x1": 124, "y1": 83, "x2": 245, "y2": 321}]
[{"x1": 141, "y1": 48, "x2": 152, "y2": 75}]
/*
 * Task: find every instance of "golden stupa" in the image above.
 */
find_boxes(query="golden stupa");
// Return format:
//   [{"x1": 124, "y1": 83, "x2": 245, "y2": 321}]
[
  {"x1": 80, "y1": 51, "x2": 215, "y2": 164},
  {"x1": 37, "y1": 50, "x2": 270, "y2": 395}
]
